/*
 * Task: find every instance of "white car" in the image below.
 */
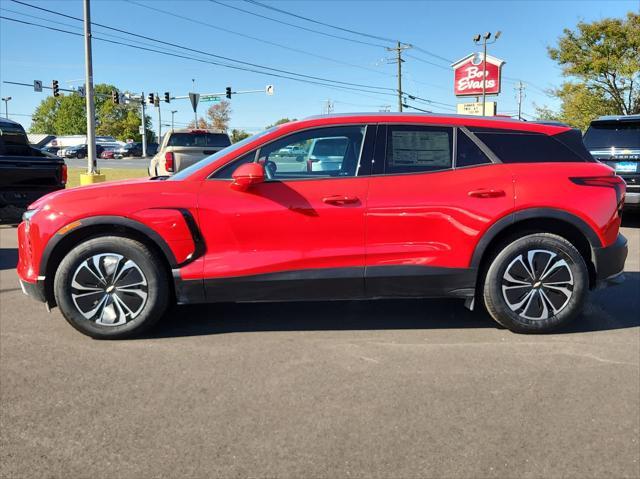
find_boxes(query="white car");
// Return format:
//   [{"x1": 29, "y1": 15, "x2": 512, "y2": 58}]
[{"x1": 148, "y1": 129, "x2": 231, "y2": 176}]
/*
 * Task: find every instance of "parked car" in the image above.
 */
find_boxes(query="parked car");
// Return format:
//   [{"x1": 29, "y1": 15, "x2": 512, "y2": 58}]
[
  {"x1": 584, "y1": 114, "x2": 640, "y2": 207},
  {"x1": 148, "y1": 129, "x2": 231, "y2": 176},
  {"x1": 40, "y1": 145, "x2": 60, "y2": 156},
  {"x1": 146, "y1": 142, "x2": 159, "y2": 157},
  {"x1": 100, "y1": 147, "x2": 117, "y2": 160},
  {"x1": 18, "y1": 113, "x2": 627, "y2": 339},
  {"x1": 60, "y1": 144, "x2": 105, "y2": 159},
  {"x1": 115, "y1": 142, "x2": 143, "y2": 159},
  {"x1": 0, "y1": 118, "x2": 66, "y2": 222}
]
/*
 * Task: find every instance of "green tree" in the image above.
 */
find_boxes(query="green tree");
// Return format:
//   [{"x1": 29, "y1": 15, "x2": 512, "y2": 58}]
[
  {"x1": 29, "y1": 83, "x2": 153, "y2": 142},
  {"x1": 266, "y1": 117, "x2": 296, "y2": 129},
  {"x1": 229, "y1": 128, "x2": 250, "y2": 143},
  {"x1": 537, "y1": 12, "x2": 639, "y2": 127}
]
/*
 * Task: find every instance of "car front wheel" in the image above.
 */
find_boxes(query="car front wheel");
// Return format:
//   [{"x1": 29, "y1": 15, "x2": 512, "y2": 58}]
[
  {"x1": 482, "y1": 233, "x2": 589, "y2": 333},
  {"x1": 54, "y1": 236, "x2": 169, "y2": 339}
]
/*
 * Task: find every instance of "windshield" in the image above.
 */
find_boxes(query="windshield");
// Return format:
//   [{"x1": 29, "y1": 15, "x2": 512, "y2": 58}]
[
  {"x1": 583, "y1": 123, "x2": 640, "y2": 149},
  {"x1": 167, "y1": 132, "x2": 231, "y2": 148},
  {"x1": 169, "y1": 128, "x2": 276, "y2": 180}
]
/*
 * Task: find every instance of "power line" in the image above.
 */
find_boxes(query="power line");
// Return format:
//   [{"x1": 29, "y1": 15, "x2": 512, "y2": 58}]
[
  {"x1": 125, "y1": 0, "x2": 392, "y2": 78},
  {"x1": 10, "y1": 0, "x2": 395, "y2": 92},
  {"x1": 0, "y1": 15, "x2": 399, "y2": 101},
  {"x1": 243, "y1": 0, "x2": 397, "y2": 44},
  {"x1": 208, "y1": 0, "x2": 388, "y2": 48},
  {"x1": 242, "y1": 0, "x2": 454, "y2": 67}
]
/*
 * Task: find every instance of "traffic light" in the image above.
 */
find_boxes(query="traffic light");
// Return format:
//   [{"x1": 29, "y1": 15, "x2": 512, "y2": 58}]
[
  {"x1": 154, "y1": 94, "x2": 160, "y2": 107},
  {"x1": 52, "y1": 80, "x2": 59, "y2": 97},
  {"x1": 111, "y1": 90, "x2": 119, "y2": 104},
  {"x1": 148, "y1": 93, "x2": 154, "y2": 105},
  {"x1": 226, "y1": 87, "x2": 232, "y2": 99},
  {"x1": 164, "y1": 92, "x2": 170, "y2": 103}
]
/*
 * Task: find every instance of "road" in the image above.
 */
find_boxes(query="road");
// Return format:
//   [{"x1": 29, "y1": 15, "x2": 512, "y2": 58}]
[
  {"x1": 65, "y1": 156, "x2": 150, "y2": 170},
  {"x1": 1, "y1": 215, "x2": 639, "y2": 478}
]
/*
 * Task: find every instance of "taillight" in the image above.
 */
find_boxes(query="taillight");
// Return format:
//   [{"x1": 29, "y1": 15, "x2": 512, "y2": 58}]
[
  {"x1": 61, "y1": 164, "x2": 68, "y2": 185},
  {"x1": 164, "y1": 152, "x2": 175, "y2": 172},
  {"x1": 570, "y1": 175, "x2": 626, "y2": 205}
]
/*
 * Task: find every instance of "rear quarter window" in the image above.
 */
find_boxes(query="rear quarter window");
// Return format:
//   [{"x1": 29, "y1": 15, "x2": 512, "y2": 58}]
[{"x1": 470, "y1": 128, "x2": 590, "y2": 163}]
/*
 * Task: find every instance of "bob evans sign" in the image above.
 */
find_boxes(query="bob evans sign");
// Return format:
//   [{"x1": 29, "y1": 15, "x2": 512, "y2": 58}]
[{"x1": 452, "y1": 53, "x2": 505, "y2": 97}]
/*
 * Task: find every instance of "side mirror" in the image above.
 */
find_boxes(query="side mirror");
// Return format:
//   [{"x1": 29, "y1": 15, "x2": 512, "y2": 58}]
[{"x1": 231, "y1": 162, "x2": 265, "y2": 191}]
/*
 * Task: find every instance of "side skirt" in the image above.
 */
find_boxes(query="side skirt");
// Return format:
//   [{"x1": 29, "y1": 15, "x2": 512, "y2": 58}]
[{"x1": 173, "y1": 265, "x2": 477, "y2": 304}]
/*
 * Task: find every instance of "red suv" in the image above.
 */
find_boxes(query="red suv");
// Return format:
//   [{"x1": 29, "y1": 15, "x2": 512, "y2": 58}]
[{"x1": 17, "y1": 114, "x2": 628, "y2": 339}]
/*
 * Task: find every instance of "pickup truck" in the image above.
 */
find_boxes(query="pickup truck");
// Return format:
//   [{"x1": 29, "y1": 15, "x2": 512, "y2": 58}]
[{"x1": 0, "y1": 118, "x2": 66, "y2": 222}]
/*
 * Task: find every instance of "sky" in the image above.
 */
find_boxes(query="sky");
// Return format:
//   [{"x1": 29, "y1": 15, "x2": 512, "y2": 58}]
[{"x1": 0, "y1": 0, "x2": 637, "y2": 135}]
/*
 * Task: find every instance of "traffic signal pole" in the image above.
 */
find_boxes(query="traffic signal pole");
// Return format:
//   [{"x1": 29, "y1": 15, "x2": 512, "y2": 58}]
[
  {"x1": 140, "y1": 92, "x2": 147, "y2": 158},
  {"x1": 82, "y1": 0, "x2": 99, "y2": 178}
]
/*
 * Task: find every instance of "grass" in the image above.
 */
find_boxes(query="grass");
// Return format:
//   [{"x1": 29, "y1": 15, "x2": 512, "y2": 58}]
[{"x1": 66, "y1": 167, "x2": 149, "y2": 188}]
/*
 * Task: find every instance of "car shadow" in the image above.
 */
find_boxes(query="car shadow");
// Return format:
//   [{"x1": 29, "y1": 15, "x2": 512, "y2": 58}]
[
  {"x1": 622, "y1": 210, "x2": 640, "y2": 228},
  {"x1": 0, "y1": 248, "x2": 18, "y2": 271},
  {"x1": 145, "y1": 272, "x2": 640, "y2": 339}
]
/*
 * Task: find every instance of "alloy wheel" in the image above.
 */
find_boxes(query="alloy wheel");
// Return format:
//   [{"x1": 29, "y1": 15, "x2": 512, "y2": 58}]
[
  {"x1": 501, "y1": 249, "x2": 574, "y2": 320},
  {"x1": 70, "y1": 253, "x2": 148, "y2": 326}
]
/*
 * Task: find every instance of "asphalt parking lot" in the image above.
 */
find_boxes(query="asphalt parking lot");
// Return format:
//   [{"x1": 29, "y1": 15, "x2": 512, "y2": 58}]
[{"x1": 1, "y1": 215, "x2": 638, "y2": 478}]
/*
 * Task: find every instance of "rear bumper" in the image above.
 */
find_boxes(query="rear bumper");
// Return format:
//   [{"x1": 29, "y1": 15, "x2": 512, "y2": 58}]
[{"x1": 593, "y1": 234, "x2": 627, "y2": 286}]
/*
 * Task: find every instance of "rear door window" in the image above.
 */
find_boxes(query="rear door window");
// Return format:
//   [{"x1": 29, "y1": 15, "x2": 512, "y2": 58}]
[
  {"x1": 456, "y1": 130, "x2": 492, "y2": 168},
  {"x1": 168, "y1": 133, "x2": 231, "y2": 148}
]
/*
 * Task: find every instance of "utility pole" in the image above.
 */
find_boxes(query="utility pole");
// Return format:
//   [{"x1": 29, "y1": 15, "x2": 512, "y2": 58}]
[
  {"x1": 386, "y1": 41, "x2": 412, "y2": 112},
  {"x1": 516, "y1": 81, "x2": 525, "y2": 120},
  {"x1": 1, "y1": 96, "x2": 11, "y2": 118},
  {"x1": 82, "y1": 0, "x2": 98, "y2": 176},
  {"x1": 140, "y1": 92, "x2": 147, "y2": 158},
  {"x1": 473, "y1": 31, "x2": 501, "y2": 116},
  {"x1": 157, "y1": 97, "x2": 162, "y2": 142},
  {"x1": 323, "y1": 99, "x2": 334, "y2": 115},
  {"x1": 171, "y1": 110, "x2": 177, "y2": 131}
]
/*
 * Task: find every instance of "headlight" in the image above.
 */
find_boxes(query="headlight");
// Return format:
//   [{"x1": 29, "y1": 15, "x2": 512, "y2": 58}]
[{"x1": 22, "y1": 207, "x2": 41, "y2": 223}]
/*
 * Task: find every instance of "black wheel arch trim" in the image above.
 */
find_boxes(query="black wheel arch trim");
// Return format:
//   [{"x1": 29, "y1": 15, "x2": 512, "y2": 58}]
[
  {"x1": 470, "y1": 207, "x2": 603, "y2": 269},
  {"x1": 39, "y1": 209, "x2": 203, "y2": 277}
]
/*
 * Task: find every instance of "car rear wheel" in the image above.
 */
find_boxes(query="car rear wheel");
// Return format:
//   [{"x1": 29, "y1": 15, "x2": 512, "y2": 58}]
[
  {"x1": 54, "y1": 236, "x2": 169, "y2": 339},
  {"x1": 482, "y1": 233, "x2": 588, "y2": 333},
  {"x1": 77, "y1": 152, "x2": 85, "y2": 159}
]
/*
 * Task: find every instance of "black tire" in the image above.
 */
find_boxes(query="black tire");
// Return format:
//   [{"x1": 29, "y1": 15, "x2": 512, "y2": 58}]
[
  {"x1": 77, "y1": 152, "x2": 85, "y2": 159},
  {"x1": 483, "y1": 233, "x2": 588, "y2": 333},
  {"x1": 54, "y1": 236, "x2": 170, "y2": 339}
]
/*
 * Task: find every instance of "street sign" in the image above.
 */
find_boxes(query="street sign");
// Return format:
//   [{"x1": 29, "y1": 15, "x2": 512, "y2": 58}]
[
  {"x1": 33, "y1": 80, "x2": 42, "y2": 92},
  {"x1": 188, "y1": 92, "x2": 200, "y2": 112},
  {"x1": 139, "y1": 125, "x2": 145, "y2": 134},
  {"x1": 456, "y1": 101, "x2": 497, "y2": 116},
  {"x1": 266, "y1": 84, "x2": 274, "y2": 96},
  {"x1": 451, "y1": 53, "x2": 505, "y2": 97},
  {"x1": 201, "y1": 95, "x2": 220, "y2": 102}
]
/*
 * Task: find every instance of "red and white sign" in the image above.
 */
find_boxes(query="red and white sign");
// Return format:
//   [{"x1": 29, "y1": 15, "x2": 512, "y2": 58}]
[{"x1": 451, "y1": 53, "x2": 505, "y2": 97}]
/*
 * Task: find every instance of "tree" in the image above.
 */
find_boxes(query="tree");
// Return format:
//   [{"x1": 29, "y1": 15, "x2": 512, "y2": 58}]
[
  {"x1": 187, "y1": 117, "x2": 209, "y2": 129},
  {"x1": 537, "y1": 12, "x2": 639, "y2": 127},
  {"x1": 266, "y1": 117, "x2": 296, "y2": 129},
  {"x1": 229, "y1": 128, "x2": 250, "y2": 143},
  {"x1": 29, "y1": 83, "x2": 153, "y2": 142},
  {"x1": 536, "y1": 83, "x2": 618, "y2": 131},
  {"x1": 206, "y1": 100, "x2": 231, "y2": 131}
]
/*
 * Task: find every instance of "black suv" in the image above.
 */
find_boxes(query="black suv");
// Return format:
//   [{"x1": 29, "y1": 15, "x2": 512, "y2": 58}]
[{"x1": 584, "y1": 115, "x2": 640, "y2": 207}]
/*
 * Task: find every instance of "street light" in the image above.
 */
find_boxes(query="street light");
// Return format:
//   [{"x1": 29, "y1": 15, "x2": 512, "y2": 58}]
[
  {"x1": 171, "y1": 110, "x2": 178, "y2": 131},
  {"x1": 1, "y1": 96, "x2": 12, "y2": 119},
  {"x1": 473, "y1": 30, "x2": 501, "y2": 116}
]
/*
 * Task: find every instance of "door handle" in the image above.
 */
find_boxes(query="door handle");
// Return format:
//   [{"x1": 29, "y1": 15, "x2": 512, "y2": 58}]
[
  {"x1": 468, "y1": 188, "x2": 506, "y2": 198},
  {"x1": 322, "y1": 195, "x2": 360, "y2": 205}
]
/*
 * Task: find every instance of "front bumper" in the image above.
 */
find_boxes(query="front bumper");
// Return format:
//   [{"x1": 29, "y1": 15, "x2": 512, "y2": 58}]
[
  {"x1": 19, "y1": 278, "x2": 47, "y2": 303},
  {"x1": 593, "y1": 234, "x2": 627, "y2": 286}
]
